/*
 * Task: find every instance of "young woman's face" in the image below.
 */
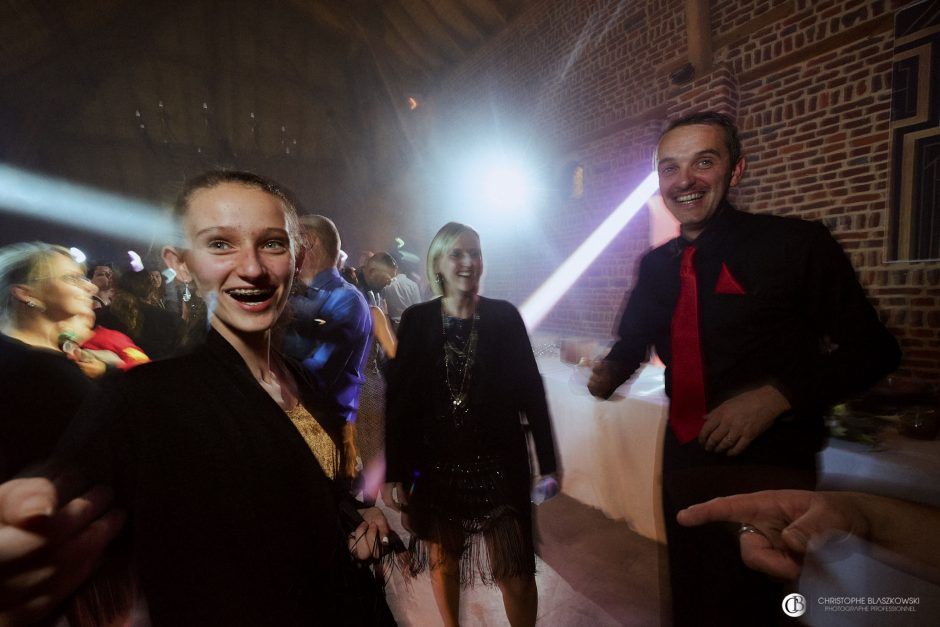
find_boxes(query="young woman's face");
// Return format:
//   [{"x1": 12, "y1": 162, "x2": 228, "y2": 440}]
[
  {"x1": 438, "y1": 231, "x2": 483, "y2": 298},
  {"x1": 170, "y1": 182, "x2": 295, "y2": 340},
  {"x1": 34, "y1": 254, "x2": 98, "y2": 323}
]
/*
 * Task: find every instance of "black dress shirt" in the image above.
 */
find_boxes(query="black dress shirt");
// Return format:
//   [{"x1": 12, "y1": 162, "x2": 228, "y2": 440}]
[{"x1": 606, "y1": 204, "x2": 900, "y2": 455}]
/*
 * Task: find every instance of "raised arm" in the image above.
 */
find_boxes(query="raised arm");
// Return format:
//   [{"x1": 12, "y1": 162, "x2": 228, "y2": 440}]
[{"x1": 369, "y1": 306, "x2": 397, "y2": 359}]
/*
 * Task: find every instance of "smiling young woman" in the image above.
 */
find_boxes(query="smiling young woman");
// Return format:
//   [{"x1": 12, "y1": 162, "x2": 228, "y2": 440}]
[
  {"x1": 384, "y1": 222, "x2": 559, "y2": 627},
  {"x1": 0, "y1": 171, "x2": 396, "y2": 627}
]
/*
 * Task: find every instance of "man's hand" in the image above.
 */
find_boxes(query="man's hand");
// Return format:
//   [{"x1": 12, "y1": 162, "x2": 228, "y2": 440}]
[
  {"x1": 0, "y1": 478, "x2": 125, "y2": 626},
  {"x1": 587, "y1": 360, "x2": 625, "y2": 399},
  {"x1": 676, "y1": 490, "x2": 867, "y2": 580},
  {"x1": 699, "y1": 385, "x2": 790, "y2": 455},
  {"x1": 348, "y1": 507, "x2": 391, "y2": 561}
]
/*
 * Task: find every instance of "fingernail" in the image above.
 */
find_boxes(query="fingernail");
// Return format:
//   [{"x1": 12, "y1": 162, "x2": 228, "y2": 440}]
[
  {"x1": 381, "y1": 536, "x2": 389, "y2": 545},
  {"x1": 21, "y1": 495, "x2": 54, "y2": 518}
]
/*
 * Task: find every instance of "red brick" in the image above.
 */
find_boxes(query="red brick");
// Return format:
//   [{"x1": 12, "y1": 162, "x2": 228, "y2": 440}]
[{"x1": 425, "y1": 0, "x2": 937, "y2": 383}]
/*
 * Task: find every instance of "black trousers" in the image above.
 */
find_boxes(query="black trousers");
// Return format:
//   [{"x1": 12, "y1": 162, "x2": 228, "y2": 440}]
[{"x1": 662, "y1": 426, "x2": 819, "y2": 627}]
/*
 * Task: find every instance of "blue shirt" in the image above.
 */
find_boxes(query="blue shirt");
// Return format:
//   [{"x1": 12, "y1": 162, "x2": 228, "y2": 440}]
[{"x1": 285, "y1": 267, "x2": 372, "y2": 424}]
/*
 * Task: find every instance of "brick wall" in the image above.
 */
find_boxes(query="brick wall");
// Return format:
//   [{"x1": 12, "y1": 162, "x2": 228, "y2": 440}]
[{"x1": 405, "y1": 0, "x2": 937, "y2": 383}]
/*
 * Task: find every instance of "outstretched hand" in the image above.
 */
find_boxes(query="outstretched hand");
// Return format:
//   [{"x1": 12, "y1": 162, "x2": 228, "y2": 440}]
[
  {"x1": 0, "y1": 478, "x2": 125, "y2": 626},
  {"x1": 677, "y1": 489, "x2": 866, "y2": 580}
]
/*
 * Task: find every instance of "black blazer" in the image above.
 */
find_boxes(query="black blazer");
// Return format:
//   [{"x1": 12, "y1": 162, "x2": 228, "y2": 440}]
[
  {"x1": 385, "y1": 296, "x2": 557, "y2": 485},
  {"x1": 0, "y1": 333, "x2": 94, "y2": 480},
  {"x1": 54, "y1": 330, "x2": 374, "y2": 626}
]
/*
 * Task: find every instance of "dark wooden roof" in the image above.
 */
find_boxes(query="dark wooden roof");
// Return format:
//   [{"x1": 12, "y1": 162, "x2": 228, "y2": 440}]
[{"x1": 0, "y1": 0, "x2": 529, "y2": 249}]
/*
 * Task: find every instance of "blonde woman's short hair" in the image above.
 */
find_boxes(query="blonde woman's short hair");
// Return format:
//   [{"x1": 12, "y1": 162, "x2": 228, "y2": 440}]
[
  {"x1": 425, "y1": 222, "x2": 480, "y2": 297},
  {"x1": 0, "y1": 242, "x2": 75, "y2": 321}
]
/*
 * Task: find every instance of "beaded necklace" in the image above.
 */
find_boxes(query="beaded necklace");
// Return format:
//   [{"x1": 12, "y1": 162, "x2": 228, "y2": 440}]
[{"x1": 441, "y1": 302, "x2": 479, "y2": 424}]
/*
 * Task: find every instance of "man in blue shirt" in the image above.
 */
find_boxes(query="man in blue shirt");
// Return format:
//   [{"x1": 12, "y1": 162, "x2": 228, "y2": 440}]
[{"x1": 285, "y1": 215, "x2": 372, "y2": 432}]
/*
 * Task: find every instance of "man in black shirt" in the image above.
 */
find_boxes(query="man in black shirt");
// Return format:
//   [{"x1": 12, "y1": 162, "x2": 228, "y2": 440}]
[{"x1": 588, "y1": 111, "x2": 900, "y2": 626}]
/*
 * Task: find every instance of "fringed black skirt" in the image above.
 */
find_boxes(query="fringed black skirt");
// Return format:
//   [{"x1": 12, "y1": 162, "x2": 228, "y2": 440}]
[{"x1": 403, "y1": 455, "x2": 535, "y2": 586}]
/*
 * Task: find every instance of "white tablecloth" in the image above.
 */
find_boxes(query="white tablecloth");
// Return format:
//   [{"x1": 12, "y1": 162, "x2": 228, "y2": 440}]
[{"x1": 537, "y1": 356, "x2": 668, "y2": 543}]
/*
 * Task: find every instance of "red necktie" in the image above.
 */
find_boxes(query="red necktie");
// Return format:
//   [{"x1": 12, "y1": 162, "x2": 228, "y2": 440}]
[{"x1": 670, "y1": 245, "x2": 706, "y2": 443}]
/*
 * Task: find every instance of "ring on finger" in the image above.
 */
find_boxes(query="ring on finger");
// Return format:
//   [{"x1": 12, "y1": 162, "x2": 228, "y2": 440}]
[{"x1": 738, "y1": 523, "x2": 767, "y2": 539}]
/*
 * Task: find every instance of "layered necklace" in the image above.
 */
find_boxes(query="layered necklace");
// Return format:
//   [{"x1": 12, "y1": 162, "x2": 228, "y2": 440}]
[{"x1": 441, "y1": 301, "x2": 479, "y2": 425}]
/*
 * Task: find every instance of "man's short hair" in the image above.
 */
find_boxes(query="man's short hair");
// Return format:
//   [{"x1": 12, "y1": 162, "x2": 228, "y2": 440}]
[
  {"x1": 299, "y1": 215, "x2": 341, "y2": 265},
  {"x1": 367, "y1": 251, "x2": 398, "y2": 272},
  {"x1": 662, "y1": 111, "x2": 742, "y2": 166},
  {"x1": 87, "y1": 261, "x2": 115, "y2": 279}
]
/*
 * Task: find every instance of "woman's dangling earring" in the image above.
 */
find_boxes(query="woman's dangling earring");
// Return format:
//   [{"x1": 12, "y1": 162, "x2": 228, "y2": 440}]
[{"x1": 182, "y1": 282, "x2": 192, "y2": 303}]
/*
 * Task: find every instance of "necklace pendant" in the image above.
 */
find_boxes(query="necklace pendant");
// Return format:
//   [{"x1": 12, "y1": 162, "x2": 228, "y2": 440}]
[{"x1": 453, "y1": 398, "x2": 462, "y2": 407}]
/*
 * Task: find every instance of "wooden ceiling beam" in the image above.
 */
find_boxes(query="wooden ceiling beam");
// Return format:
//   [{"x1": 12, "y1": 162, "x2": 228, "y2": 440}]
[
  {"x1": 0, "y1": 0, "x2": 186, "y2": 88},
  {"x1": 284, "y1": 0, "x2": 355, "y2": 42},
  {"x1": 382, "y1": 1, "x2": 446, "y2": 70},
  {"x1": 422, "y1": 0, "x2": 485, "y2": 47},
  {"x1": 461, "y1": 0, "x2": 509, "y2": 29},
  {"x1": 685, "y1": 0, "x2": 713, "y2": 75},
  {"x1": 379, "y1": 24, "x2": 434, "y2": 76},
  {"x1": 0, "y1": 0, "x2": 191, "y2": 165},
  {"x1": 399, "y1": 0, "x2": 469, "y2": 60}
]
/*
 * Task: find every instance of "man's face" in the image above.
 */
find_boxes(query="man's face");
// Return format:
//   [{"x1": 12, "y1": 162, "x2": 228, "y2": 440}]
[
  {"x1": 656, "y1": 124, "x2": 745, "y2": 240},
  {"x1": 91, "y1": 265, "x2": 113, "y2": 291},
  {"x1": 363, "y1": 262, "x2": 394, "y2": 291}
]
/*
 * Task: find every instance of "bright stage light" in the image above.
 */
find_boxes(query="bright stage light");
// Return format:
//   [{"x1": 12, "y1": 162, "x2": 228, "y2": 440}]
[
  {"x1": 127, "y1": 250, "x2": 144, "y2": 272},
  {"x1": 478, "y1": 157, "x2": 536, "y2": 213},
  {"x1": 0, "y1": 164, "x2": 177, "y2": 245},
  {"x1": 451, "y1": 148, "x2": 541, "y2": 223},
  {"x1": 68, "y1": 247, "x2": 87, "y2": 264},
  {"x1": 520, "y1": 171, "x2": 660, "y2": 330}
]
